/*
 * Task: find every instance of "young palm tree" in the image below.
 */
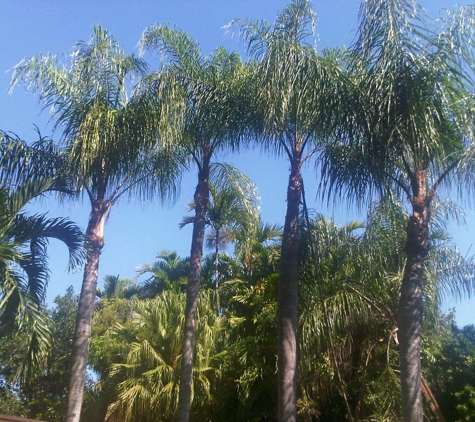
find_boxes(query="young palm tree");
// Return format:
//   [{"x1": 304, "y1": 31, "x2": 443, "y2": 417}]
[
  {"x1": 232, "y1": 1, "x2": 344, "y2": 419},
  {"x1": 320, "y1": 2, "x2": 475, "y2": 420},
  {"x1": 139, "y1": 27, "x2": 251, "y2": 422},
  {"x1": 10, "y1": 26, "x2": 182, "y2": 421},
  {"x1": 180, "y1": 163, "x2": 260, "y2": 291},
  {"x1": 137, "y1": 250, "x2": 190, "y2": 297},
  {"x1": 96, "y1": 275, "x2": 137, "y2": 300}
]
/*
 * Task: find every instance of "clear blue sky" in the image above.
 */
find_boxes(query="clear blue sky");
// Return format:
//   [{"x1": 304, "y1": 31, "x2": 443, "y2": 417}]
[{"x1": 1, "y1": 0, "x2": 474, "y2": 325}]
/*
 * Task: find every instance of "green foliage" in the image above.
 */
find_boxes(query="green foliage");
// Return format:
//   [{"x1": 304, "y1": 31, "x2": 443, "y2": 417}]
[
  {"x1": 102, "y1": 290, "x2": 226, "y2": 422},
  {"x1": 0, "y1": 287, "x2": 82, "y2": 421},
  {"x1": 137, "y1": 251, "x2": 189, "y2": 297},
  {"x1": 426, "y1": 317, "x2": 475, "y2": 421},
  {"x1": 0, "y1": 140, "x2": 84, "y2": 385}
]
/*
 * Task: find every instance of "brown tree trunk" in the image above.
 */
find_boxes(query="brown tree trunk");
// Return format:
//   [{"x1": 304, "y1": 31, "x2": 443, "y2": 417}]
[
  {"x1": 421, "y1": 375, "x2": 446, "y2": 422},
  {"x1": 398, "y1": 171, "x2": 431, "y2": 422},
  {"x1": 177, "y1": 162, "x2": 210, "y2": 422},
  {"x1": 66, "y1": 199, "x2": 110, "y2": 422},
  {"x1": 278, "y1": 152, "x2": 302, "y2": 422}
]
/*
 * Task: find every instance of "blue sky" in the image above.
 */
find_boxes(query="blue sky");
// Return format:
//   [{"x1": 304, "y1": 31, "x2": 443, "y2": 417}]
[{"x1": 1, "y1": 0, "x2": 474, "y2": 326}]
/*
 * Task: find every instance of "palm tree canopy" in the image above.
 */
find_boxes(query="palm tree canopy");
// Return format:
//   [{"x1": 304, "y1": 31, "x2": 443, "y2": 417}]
[
  {"x1": 230, "y1": 0, "x2": 345, "y2": 161},
  {"x1": 321, "y1": 1, "x2": 475, "y2": 203},
  {"x1": 10, "y1": 25, "x2": 181, "y2": 204},
  {"x1": 138, "y1": 25, "x2": 252, "y2": 167}
]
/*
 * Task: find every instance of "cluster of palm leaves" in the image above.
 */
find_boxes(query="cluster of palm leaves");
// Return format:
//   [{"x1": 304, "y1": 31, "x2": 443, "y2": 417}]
[
  {"x1": 0, "y1": 133, "x2": 83, "y2": 387},
  {"x1": 2, "y1": 0, "x2": 475, "y2": 421}
]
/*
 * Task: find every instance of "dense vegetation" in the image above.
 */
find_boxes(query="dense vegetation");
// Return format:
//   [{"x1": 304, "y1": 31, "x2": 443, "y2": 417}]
[{"x1": 1, "y1": 1, "x2": 475, "y2": 421}]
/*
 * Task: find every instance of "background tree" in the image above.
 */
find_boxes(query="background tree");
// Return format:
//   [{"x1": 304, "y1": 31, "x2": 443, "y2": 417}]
[
  {"x1": 96, "y1": 275, "x2": 137, "y2": 300},
  {"x1": 137, "y1": 251, "x2": 189, "y2": 297},
  {"x1": 180, "y1": 163, "x2": 260, "y2": 291},
  {"x1": 104, "y1": 289, "x2": 226, "y2": 422},
  {"x1": 10, "y1": 26, "x2": 182, "y2": 422}
]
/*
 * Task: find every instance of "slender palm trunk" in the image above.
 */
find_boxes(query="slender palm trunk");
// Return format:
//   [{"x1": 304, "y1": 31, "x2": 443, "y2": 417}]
[
  {"x1": 278, "y1": 152, "x2": 302, "y2": 422},
  {"x1": 66, "y1": 199, "x2": 110, "y2": 422},
  {"x1": 178, "y1": 162, "x2": 210, "y2": 422},
  {"x1": 214, "y1": 229, "x2": 219, "y2": 291},
  {"x1": 398, "y1": 171, "x2": 431, "y2": 422}
]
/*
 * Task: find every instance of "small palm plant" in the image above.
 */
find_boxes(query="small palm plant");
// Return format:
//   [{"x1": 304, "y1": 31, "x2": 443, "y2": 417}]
[{"x1": 105, "y1": 289, "x2": 227, "y2": 422}]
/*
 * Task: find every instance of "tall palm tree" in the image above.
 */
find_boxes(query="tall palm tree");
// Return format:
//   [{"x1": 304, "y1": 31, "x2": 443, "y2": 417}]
[
  {"x1": 139, "y1": 26, "x2": 250, "y2": 422},
  {"x1": 10, "y1": 26, "x2": 182, "y2": 421},
  {"x1": 232, "y1": 1, "x2": 344, "y2": 419},
  {"x1": 320, "y1": 2, "x2": 475, "y2": 420}
]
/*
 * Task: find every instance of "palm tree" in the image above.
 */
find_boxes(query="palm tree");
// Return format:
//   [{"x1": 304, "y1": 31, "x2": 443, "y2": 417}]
[
  {"x1": 0, "y1": 149, "x2": 83, "y2": 388},
  {"x1": 320, "y1": 2, "x2": 475, "y2": 420},
  {"x1": 10, "y1": 26, "x2": 182, "y2": 421},
  {"x1": 139, "y1": 26, "x2": 250, "y2": 422},
  {"x1": 232, "y1": 1, "x2": 343, "y2": 419},
  {"x1": 96, "y1": 275, "x2": 137, "y2": 300},
  {"x1": 137, "y1": 250, "x2": 189, "y2": 297}
]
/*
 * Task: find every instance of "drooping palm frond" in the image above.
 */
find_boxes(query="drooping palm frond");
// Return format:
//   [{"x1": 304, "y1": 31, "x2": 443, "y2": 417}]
[
  {"x1": 140, "y1": 24, "x2": 253, "y2": 163},
  {"x1": 0, "y1": 131, "x2": 73, "y2": 195},
  {"x1": 0, "y1": 177, "x2": 84, "y2": 387},
  {"x1": 10, "y1": 25, "x2": 182, "y2": 205},
  {"x1": 321, "y1": 1, "x2": 475, "y2": 208}
]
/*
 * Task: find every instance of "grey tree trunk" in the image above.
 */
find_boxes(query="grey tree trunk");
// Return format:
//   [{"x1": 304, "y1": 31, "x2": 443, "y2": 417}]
[
  {"x1": 177, "y1": 164, "x2": 209, "y2": 422},
  {"x1": 66, "y1": 199, "x2": 110, "y2": 422},
  {"x1": 398, "y1": 173, "x2": 431, "y2": 422},
  {"x1": 278, "y1": 154, "x2": 302, "y2": 422}
]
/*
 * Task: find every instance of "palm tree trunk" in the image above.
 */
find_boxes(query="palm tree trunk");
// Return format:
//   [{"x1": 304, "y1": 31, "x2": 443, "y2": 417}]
[
  {"x1": 278, "y1": 154, "x2": 302, "y2": 422},
  {"x1": 214, "y1": 228, "x2": 219, "y2": 291},
  {"x1": 178, "y1": 164, "x2": 209, "y2": 422},
  {"x1": 66, "y1": 199, "x2": 110, "y2": 422},
  {"x1": 398, "y1": 175, "x2": 431, "y2": 422}
]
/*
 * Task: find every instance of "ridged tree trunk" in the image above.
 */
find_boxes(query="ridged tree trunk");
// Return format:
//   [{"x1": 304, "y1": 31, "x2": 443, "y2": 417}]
[
  {"x1": 66, "y1": 198, "x2": 110, "y2": 422},
  {"x1": 178, "y1": 161, "x2": 210, "y2": 422},
  {"x1": 398, "y1": 171, "x2": 431, "y2": 422},
  {"x1": 278, "y1": 151, "x2": 302, "y2": 422}
]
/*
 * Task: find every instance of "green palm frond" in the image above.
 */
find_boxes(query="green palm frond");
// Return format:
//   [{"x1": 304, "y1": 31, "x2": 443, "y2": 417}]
[
  {"x1": 105, "y1": 290, "x2": 225, "y2": 421},
  {"x1": 10, "y1": 25, "x2": 182, "y2": 204},
  {"x1": 321, "y1": 1, "x2": 475, "y2": 206},
  {"x1": 0, "y1": 176, "x2": 83, "y2": 387}
]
